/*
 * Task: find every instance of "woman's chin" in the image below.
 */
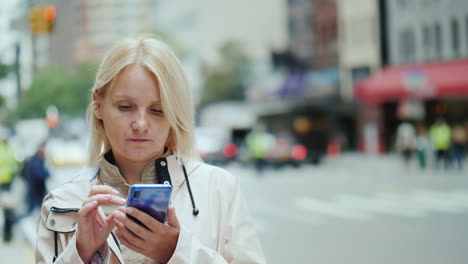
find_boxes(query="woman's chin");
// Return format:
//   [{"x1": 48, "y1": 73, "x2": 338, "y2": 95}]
[{"x1": 124, "y1": 149, "x2": 160, "y2": 163}]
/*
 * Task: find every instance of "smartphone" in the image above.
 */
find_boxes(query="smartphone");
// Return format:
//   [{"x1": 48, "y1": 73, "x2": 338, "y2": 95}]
[{"x1": 126, "y1": 184, "x2": 172, "y2": 225}]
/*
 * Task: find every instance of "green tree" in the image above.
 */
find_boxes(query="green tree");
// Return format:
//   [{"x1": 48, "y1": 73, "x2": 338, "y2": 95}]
[
  {"x1": 201, "y1": 41, "x2": 251, "y2": 106},
  {"x1": 0, "y1": 63, "x2": 13, "y2": 79},
  {"x1": 8, "y1": 62, "x2": 97, "y2": 123}
]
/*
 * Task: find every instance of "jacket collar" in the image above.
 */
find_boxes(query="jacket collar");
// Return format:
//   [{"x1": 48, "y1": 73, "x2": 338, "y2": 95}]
[{"x1": 72, "y1": 154, "x2": 202, "y2": 190}]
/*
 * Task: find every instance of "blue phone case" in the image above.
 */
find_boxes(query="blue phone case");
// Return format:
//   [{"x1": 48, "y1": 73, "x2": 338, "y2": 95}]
[{"x1": 126, "y1": 184, "x2": 172, "y2": 224}]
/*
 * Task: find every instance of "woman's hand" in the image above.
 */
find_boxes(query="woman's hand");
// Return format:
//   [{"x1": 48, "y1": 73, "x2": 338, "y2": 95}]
[
  {"x1": 76, "y1": 185, "x2": 127, "y2": 263},
  {"x1": 112, "y1": 206, "x2": 181, "y2": 263}
]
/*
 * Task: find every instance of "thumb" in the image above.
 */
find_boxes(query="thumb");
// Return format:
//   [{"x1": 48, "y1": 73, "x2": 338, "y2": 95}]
[
  {"x1": 166, "y1": 206, "x2": 180, "y2": 230},
  {"x1": 104, "y1": 214, "x2": 117, "y2": 233}
]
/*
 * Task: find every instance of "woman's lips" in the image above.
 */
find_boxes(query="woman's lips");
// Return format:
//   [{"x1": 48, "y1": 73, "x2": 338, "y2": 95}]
[{"x1": 129, "y1": 139, "x2": 149, "y2": 143}]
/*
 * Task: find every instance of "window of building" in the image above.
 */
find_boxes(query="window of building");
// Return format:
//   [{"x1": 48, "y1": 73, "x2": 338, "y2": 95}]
[
  {"x1": 422, "y1": 25, "x2": 432, "y2": 60},
  {"x1": 451, "y1": 18, "x2": 460, "y2": 58},
  {"x1": 434, "y1": 23, "x2": 443, "y2": 59},
  {"x1": 466, "y1": 16, "x2": 468, "y2": 56},
  {"x1": 399, "y1": 29, "x2": 415, "y2": 64},
  {"x1": 351, "y1": 66, "x2": 371, "y2": 84},
  {"x1": 289, "y1": 19, "x2": 297, "y2": 36},
  {"x1": 397, "y1": 0, "x2": 406, "y2": 8}
]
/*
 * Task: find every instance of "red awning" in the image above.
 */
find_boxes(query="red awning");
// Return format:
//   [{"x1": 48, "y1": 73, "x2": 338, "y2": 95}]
[{"x1": 355, "y1": 59, "x2": 468, "y2": 105}]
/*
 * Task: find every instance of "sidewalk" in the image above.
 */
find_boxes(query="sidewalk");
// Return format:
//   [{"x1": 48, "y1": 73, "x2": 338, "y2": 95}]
[
  {"x1": 0, "y1": 232, "x2": 35, "y2": 264},
  {"x1": 0, "y1": 176, "x2": 40, "y2": 263}
]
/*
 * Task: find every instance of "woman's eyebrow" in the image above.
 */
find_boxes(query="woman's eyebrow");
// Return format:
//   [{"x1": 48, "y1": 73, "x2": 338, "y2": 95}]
[{"x1": 113, "y1": 95, "x2": 161, "y2": 105}]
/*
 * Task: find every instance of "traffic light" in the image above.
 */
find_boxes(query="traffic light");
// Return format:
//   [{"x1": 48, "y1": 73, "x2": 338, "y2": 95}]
[{"x1": 29, "y1": 5, "x2": 56, "y2": 35}]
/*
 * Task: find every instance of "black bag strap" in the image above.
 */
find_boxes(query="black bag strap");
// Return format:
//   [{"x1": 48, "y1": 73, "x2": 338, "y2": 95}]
[
  {"x1": 155, "y1": 157, "x2": 172, "y2": 185},
  {"x1": 53, "y1": 231, "x2": 58, "y2": 262}
]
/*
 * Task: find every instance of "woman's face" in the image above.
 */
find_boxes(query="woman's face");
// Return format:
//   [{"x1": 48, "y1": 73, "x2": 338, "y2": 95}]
[{"x1": 94, "y1": 64, "x2": 171, "y2": 165}]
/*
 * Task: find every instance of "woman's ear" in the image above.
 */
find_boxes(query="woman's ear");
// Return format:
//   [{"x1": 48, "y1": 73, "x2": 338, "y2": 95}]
[{"x1": 92, "y1": 91, "x2": 103, "y2": 120}]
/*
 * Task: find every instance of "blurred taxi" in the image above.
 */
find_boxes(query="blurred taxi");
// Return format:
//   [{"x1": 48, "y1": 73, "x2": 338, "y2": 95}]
[
  {"x1": 268, "y1": 134, "x2": 307, "y2": 168},
  {"x1": 46, "y1": 138, "x2": 87, "y2": 167}
]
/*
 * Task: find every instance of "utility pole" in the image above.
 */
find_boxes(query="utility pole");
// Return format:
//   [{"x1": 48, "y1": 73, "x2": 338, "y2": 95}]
[
  {"x1": 15, "y1": 43, "x2": 22, "y2": 102},
  {"x1": 28, "y1": 0, "x2": 37, "y2": 76}
]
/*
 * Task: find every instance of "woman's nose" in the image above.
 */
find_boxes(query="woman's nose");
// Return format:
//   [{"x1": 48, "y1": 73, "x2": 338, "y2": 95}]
[{"x1": 132, "y1": 112, "x2": 148, "y2": 132}]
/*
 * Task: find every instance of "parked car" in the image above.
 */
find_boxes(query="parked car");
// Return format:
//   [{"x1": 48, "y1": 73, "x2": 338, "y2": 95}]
[{"x1": 195, "y1": 127, "x2": 237, "y2": 165}]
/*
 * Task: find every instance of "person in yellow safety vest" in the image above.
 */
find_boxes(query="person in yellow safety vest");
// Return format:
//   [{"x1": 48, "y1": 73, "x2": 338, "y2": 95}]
[
  {"x1": 0, "y1": 137, "x2": 19, "y2": 242},
  {"x1": 429, "y1": 118, "x2": 452, "y2": 170},
  {"x1": 0, "y1": 139, "x2": 18, "y2": 191},
  {"x1": 246, "y1": 124, "x2": 275, "y2": 174}
]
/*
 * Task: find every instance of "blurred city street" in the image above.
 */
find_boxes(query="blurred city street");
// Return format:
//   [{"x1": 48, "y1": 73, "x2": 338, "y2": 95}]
[
  {"x1": 233, "y1": 154, "x2": 468, "y2": 264},
  {"x1": 2, "y1": 0, "x2": 468, "y2": 263},
  {"x1": 1, "y1": 153, "x2": 467, "y2": 264}
]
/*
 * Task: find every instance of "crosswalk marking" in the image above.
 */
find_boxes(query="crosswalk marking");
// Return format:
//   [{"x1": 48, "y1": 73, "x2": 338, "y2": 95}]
[
  {"x1": 293, "y1": 189, "x2": 468, "y2": 221},
  {"x1": 249, "y1": 199, "x2": 323, "y2": 229},
  {"x1": 295, "y1": 196, "x2": 370, "y2": 220}
]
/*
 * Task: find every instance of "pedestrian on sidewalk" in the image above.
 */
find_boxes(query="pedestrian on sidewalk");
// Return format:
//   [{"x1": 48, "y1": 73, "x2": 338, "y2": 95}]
[
  {"x1": 395, "y1": 121, "x2": 416, "y2": 167},
  {"x1": 415, "y1": 125, "x2": 433, "y2": 170},
  {"x1": 429, "y1": 118, "x2": 452, "y2": 170},
  {"x1": 35, "y1": 35, "x2": 265, "y2": 264},
  {"x1": 20, "y1": 141, "x2": 49, "y2": 218},
  {"x1": 451, "y1": 124, "x2": 466, "y2": 171}
]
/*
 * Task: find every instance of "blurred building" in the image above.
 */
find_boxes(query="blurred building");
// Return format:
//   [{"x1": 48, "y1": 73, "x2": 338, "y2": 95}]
[
  {"x1": 152, "y1": 0, "x2": 289, "y2": 103},
  {"x1": 285, "y1": 0, "x2": 338, "y2": 69},
  {"x1": 311, "y1": 0, "x2": 338, "y2": 69},
  {"x1": 76, "y1": 0, "x2": 154, "y2": 62},
  {"x1": 352, "y1": 0, "x2": 468, "y2": 153},
  {"x1": 338, "y1": 0, "x2": 381, "y2": 101},
  {"x1": 287, "y1": 0, "x2": 314, "y2": 68},
  {"x1": 25, "y1": 0, "x2": 154, "y2": 71},
  {"x1": 0, "y1": 0, "x2": 33, "y2": 109},
  {"x1": 386, "y1": 0, "x2": 468, "y2": 65},
  {"x1": 244, "y1": 0, "x2": 358, "y2": 163},
  {"x1": 337, "y1": 0, "x2": 383, "y2": 154},
  {"x1": 47, "y1": 0, "x2": 80, "y2": 70}
]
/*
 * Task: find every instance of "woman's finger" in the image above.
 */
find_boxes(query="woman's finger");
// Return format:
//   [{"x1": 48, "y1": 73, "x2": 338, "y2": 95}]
[
  {"x1": 77, "y1": 200, "x2": 98, "y2": 218},
  {"x1": 103, "y1": 214, "x2": 117, "y2": 234},
  {"x1": 115, "y1": 230, "x2": 144, "y2": 253},
  {"x1": 84, "y1": 194, "x2": 126, "y2": 207},
  {"x1": 114, "y1": 218, "x2": 145, "y2": 249},
  {"x1": 89, "y1": 185, "x2": 119, "y2": 197},
  {"x1": 112, "y1": 211, "x2": 150, "y2": 240},
  {"x1": 126, "y1": 207, "x2": 163, "y2": 231}
]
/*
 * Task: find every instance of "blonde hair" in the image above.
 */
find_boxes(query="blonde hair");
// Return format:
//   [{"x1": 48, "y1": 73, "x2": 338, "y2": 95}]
[{"x1": 86, "y1": 35, "x2": 197, "y2": 166}]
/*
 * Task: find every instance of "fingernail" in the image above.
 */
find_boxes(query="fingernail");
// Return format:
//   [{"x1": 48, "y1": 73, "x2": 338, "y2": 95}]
[
  {"x1": 126, "y1": 207, "x2": 134, "y2": 214},
  {"x1": 112, "y1": 189, "x2": 119, "y2": 194},
  {"x1": 118, "y1": 197, "x2": 126, "y2": 204}
]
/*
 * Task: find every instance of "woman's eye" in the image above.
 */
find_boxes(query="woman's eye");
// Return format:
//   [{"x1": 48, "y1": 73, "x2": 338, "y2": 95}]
[
  {"x1": 118, "y1": 105, "x2": 132, "y2": 111},
  {"x1": 151, "y1": 109, "x2": 164, "y2": 115}
]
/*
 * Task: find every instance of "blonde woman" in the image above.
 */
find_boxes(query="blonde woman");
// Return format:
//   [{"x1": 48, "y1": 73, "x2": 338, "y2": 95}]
[{"x1": 36, "y1": 36, "x2": 265, "y2": 264}]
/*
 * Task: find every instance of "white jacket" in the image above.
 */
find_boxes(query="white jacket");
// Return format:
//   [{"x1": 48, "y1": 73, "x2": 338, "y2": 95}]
[{"x1": 35, "y1": 155, "x2": 266, "y2": 263}]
